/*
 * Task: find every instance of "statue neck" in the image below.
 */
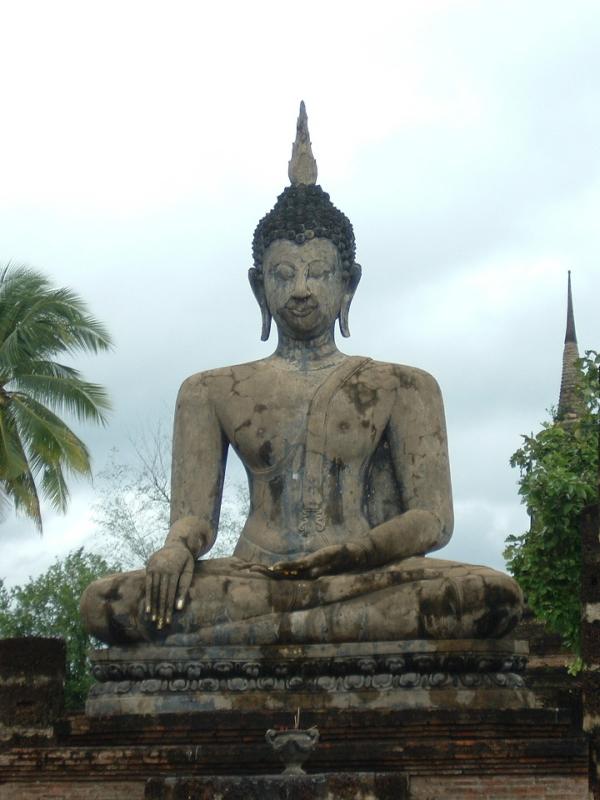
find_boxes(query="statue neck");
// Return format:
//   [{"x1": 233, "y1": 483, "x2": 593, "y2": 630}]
[{"x1": 273, "y1": 328, "x2": 342, "y2": 370}]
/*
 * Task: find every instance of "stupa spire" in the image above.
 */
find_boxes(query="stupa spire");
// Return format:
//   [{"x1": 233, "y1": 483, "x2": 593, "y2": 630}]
[
  {"x1": 557, "y1": 271, "x2": 583, "y2": 421},
  {"x1": 288, "y1": 101, "x2": 318, "y2": 186},
  {"x1": 564, "y1": 270, "x2": 577, "y2": 344}
]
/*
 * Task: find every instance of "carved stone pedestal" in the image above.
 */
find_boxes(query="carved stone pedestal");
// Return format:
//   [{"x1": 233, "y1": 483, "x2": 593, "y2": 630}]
[
  {"x1": 87, "y1": 639, "x2": 530, "y2": 717},
  {"x1": 146, "y1": 772, "x2": 410, "y2": 800},
  {"x1": 0, "y1": 634, "x2": 589, "y2": 800}
]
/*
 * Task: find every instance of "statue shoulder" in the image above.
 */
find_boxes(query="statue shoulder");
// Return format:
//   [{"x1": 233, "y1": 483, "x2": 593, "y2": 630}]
[
  {"x1": 362, "y1": 358, "x2": 441, "y2": 395},
  {"x1": 357, "y1": 360, "x2": 444, "y2": 412},
  {"x1": 177, "y1": 359, "x2": 270, "y2": 403}
]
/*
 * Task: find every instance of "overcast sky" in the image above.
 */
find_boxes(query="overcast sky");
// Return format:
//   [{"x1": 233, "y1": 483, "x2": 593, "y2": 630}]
[{"x1": 1, "y1": 0, "x2": 599, "y2": 586}]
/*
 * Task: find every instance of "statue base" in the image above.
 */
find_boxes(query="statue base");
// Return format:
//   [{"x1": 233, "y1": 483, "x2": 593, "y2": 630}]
[
  {"x1": 2, "y1": 636, "x2": 588, "y2": 799},
  {"x1": 146, "y1": 772, "x2": 410, "y2": 799},
  {"x1": 87, "y1": 639, "x2": 531, "y2": 717}
]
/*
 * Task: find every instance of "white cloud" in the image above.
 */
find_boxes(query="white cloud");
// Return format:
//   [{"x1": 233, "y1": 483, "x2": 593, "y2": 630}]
[{"x1": 0, "y1": 0, "x2": 599, "y2": 586}]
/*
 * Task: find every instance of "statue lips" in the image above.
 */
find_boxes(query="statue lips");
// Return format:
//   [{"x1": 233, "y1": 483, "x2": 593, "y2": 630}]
[{"x1": 284, "y1": 300, "x2": 319, "y2": 319}]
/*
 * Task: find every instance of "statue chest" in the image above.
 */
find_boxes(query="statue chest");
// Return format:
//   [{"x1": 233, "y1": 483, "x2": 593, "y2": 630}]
[{"x1": 219, "y1": 378, "x2": 394, "y2": 472}]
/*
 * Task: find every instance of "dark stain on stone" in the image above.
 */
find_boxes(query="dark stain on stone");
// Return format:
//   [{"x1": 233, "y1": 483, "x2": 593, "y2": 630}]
[
  {"x1": 107, "y1": 614, "x2": 133, "y2": 646},
  {"x1": 327, "y1": 458, "x2": 345, "y2": 525},
  {"x1": 419, "y1": 580, "x2": 462, "y2": 638},
  {"x1": 229, "y1": 372, "x2": 241, "y2": 397},
  {"x1": 392, "y1": 366, "x2": 418, "y2": 390},
  {"x1": 398, "y1": 374, "x2": 417, "y2": 390},
  {"x1": 269, "y1": 476, "x2": 283, "y2": 522},
  {"x1": 361, "y1": 419, "x2": 370, "y2": 428},
  {"x1": 104, "y1": 585, "x2": 122, "y2": 603},
  {"x1": 338, "y1": 421, "x2": 350, "y2": 432},
  {"x1": 254, "y1": 403, "x2": 267, "y2": 413},
  {"x1": 269, "y1": 475, "x2": 283, "y2": 504},
  {"x1": 259, "y1": 440, "x2": 274, "y2": 466},
  {"x1": 363, "y1": 435, "x2": 404, "y2": 527},
  {"x1": 473, "y1": 578, "x2": 521, "y2": 637},
  {"x1": 343, "y1": 381, "x2": 379, "y2": 415},
  {"x1": 278, "y1": 607, "x2": 293, "y2": 643},
  {"x1": 234, "y1": 419, "x2": 252, "y2": 436}
]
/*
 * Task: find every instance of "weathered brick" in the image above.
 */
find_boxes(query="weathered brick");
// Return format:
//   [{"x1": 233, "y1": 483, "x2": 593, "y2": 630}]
[
  {"x1": 0, "y1": 783, "x2": 142, "y2": 800},
  {"x1": 411, "y1": 775, "x2": 590, "y2": 799}
]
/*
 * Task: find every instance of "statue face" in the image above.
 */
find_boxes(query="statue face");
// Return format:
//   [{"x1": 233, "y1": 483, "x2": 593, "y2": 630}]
[{"x1": 262, "y1": 238, "x2": 346, "y2": 340}]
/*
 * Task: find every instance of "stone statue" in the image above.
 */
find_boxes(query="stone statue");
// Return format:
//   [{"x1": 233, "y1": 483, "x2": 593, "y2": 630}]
[{"x1": 81, "y1": 103, "x2": 523, "y2": 647}]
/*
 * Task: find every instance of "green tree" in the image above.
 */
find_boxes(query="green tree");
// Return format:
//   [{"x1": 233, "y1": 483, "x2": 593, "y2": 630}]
[
  {"x1": 0, "y1": 548, "x2": 118, "y2": 708},
  {"x1": 504, "y1": 351, "x2": 599, "y2": 654},
  {"x1": 0, "y1": 265, "x2": 112, "y2": 530}
]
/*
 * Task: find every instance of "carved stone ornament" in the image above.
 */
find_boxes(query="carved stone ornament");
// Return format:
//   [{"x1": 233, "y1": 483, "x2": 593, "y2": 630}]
[
  {"x1": 88, "y1": 640, "x2": 528, "y2": 703},
  {"x1": 266, "y1": 726, "x2": 320, "y2": 775}
]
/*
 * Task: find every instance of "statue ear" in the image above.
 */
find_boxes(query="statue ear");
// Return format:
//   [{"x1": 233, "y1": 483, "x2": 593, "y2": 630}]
[
  {"x1": 248, "y1": 268, "x2": 272, "y2": 342},
  {"x1": 338, "y1": 263, "x2": 362, "y2": 338}
]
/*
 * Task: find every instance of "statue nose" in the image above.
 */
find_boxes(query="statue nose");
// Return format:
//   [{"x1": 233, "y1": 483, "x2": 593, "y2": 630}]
[{"x1": 292, "y1": 270, "x2": 311, "y2": 299}]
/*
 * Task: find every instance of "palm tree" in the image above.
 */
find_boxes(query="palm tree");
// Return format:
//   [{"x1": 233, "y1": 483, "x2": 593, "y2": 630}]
[{"x1": 0, "y1": 265, "x2": 112, "y2": 530}]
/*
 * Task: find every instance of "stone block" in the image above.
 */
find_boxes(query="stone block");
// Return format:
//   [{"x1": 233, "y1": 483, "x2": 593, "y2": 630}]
[
  {"x1": 86, "y1": 638, "x2": 531, "y2": 717},
  {"x1": 145, "y1": 773, "x2": 410, "y2": 800}
]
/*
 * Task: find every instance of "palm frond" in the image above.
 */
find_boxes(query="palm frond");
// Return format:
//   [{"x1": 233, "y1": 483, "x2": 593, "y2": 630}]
[
  {"x1": 8, "y1": 371, "x2": 111, "y2": 425},
  {"x1": 0, "y1": 405, "x2": 29, "y2": 480},
  {"x1": 4, "y1": 467, "x2": 43, "y2": 530},
  {"x1": 40, "y1": 460, "x2": 70, "y2": 513},
  {"x1": 0, "y1": 268, "x2": 53, "y2": 354},
  {"x1": 0, "y1": 413, "x2": 43, "y2": 529},
  {"x1": 0, "y1": 267, "x2": 112, "y2": 368},
  {"x1": 10, "y1": 394, "x2": 92, "y2": 477},
  {"x1": 0, "y1": 264, "x2": 112, "y2": 529},
  {"x1": 0, "y1": 483, "x2": 10, "y2": 522}
]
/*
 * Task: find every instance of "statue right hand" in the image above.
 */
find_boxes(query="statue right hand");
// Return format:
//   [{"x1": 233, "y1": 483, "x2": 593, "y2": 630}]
[{"x1": 145, "y1": 543, "x2": 195, "y2": 629}]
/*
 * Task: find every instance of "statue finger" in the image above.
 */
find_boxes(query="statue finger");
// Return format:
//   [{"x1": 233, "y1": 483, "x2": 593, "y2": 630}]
[
  {"x1": 151, "y1": 571, "x2": 160, "y2": 622},
  {"x1": 271, "y1": 559, "x2": 305, "y2": 575},
  {"x1": 158, "y1": 574, "x2": 170, "y2": 629},
  {"x1": 269, "y1": 561, "x2": 290, "y2": 574},
  {"x1": 294, "y1": 559, "x2": 318, "y2": 573},
  {"x1": 165, "y1": 573, "x2": 178, "y2": 625},
  {"x1": 145, "y1": 572, "x2": 153, "y2": 617},
  {"x1": 247, "y1": 564, "x2": 271, "y2": 576},
  {"x1": 176, "y1": 555, "x2": 194, "y2": 611},
  {"x1": 307, "y1": 566, "x2": 326, "y2": 579},
  {"x1": 270, "y1": 559, "x2": 286, "y2": 569}
]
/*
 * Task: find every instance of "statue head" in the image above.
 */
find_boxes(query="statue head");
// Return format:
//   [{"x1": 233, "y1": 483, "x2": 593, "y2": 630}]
[{"x1": 249, "y1": 103, "x2": 361, "y2": 341}]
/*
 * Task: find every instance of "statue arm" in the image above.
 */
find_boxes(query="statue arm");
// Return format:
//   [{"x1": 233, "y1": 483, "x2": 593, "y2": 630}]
[
  {"x1": 343, "y1": 368, "x2": 453, "y2": 569},
  {"x1": 271, "y1": 368, "x2": 453, "y2": 579},
  {"x1": 145, "y1": 374, "x2": 227, "y2": 626},
  {"x1": 167, "y1": 374, "x2": 228, "y2": 558},
  {"x1": 375, "y1": 367, "x2": 454, "y2": 557}
]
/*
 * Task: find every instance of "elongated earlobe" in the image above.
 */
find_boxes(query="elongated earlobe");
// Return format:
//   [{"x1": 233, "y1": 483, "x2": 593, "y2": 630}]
[
  {"x1": 259, "y1": 306, "x2": 272, "y2": 341},
  {"x1": 248, "y1": 268, "x2": 272, "y2": 341},
  {"x1": 339, "y1": 263, "x2": 362, "y2": 338}
]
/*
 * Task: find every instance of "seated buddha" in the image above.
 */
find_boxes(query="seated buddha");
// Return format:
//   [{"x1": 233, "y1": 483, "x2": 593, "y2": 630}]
[{"x1": 81, "y1": 103, "x2": 523, "y2": 646}]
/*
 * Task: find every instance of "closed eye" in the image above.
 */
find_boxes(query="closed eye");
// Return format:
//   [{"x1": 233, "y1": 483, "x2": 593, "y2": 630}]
[
  {"x1": 271, "y1": 262, "x2": 296, "y2": 280},
  {"x1": 308, "y1": 260, "x2": 332, "y2": 279}
]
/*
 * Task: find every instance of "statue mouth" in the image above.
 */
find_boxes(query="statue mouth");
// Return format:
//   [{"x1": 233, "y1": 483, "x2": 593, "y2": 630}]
[{"x1": 285, "y1": 303, "x2": 318, "y2": 318}]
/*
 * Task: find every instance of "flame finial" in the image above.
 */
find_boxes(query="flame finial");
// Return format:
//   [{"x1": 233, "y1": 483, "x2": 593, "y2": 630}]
[{"x1": 288, "y1": 101, "x2": 318, "y2": 186}]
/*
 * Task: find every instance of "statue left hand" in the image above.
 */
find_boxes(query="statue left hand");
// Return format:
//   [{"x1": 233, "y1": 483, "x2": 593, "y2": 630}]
[
  {"x1": 145, "y1": 543, "x2": 195, "y2": 628},
  {"x1": 269, "y1": 542, "x2": 365, "y2": 579}
]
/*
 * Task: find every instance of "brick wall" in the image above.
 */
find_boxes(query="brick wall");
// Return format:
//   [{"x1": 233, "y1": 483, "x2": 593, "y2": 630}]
[
  {"x1": 1, "y1": 775, "x2": 590, "y2": 799},
  {"x1": 0, "y1": 782, "x2": 143, "y2": 800},
  {"x1": 411, "y1": 775, "x2": 591, "y2": 799}
]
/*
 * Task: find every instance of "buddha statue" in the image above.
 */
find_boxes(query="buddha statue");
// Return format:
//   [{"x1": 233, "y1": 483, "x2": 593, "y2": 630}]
[{"x1": 81, "y1": 103, "x2": 523, "y2": 647}]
